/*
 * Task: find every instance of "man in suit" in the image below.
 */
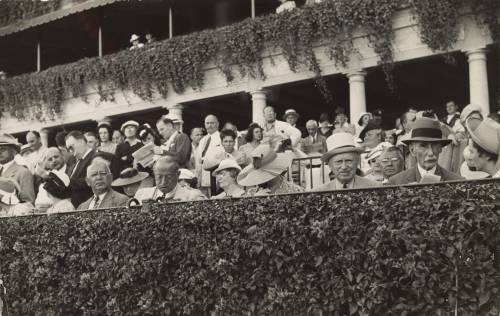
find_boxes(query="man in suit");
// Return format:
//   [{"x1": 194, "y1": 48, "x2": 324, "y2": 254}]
[
  {"x1": 302, "y1": 120, "x2": 328, "y2": 190},
  {"x1": 314, "y1": 133, "x2": 379, "y2": 191},
  {"x1": 154, "y1": 116, "x2": 192, "y2": 168},
  {"x1": 387, "y1": 118, "x2": 464, "y2": 185},
  {"x1": 135, "y1": 155, "x2": 206, "y2": 203},
  {"x1": 65, "y1": 131, "x2": 97, "y2": 208},
  {"x1": 0, "y1": 134, "x2": 35, "y2": 203},
  {"x1": 441, "y1": 101, "x2": 462, "y2": 131},
  {"x1": 196, "y1": 114, "x2": 222, "y2": 196},
  {"x1": 77, "y1": 160, "x2": 128, "y2": 210}
]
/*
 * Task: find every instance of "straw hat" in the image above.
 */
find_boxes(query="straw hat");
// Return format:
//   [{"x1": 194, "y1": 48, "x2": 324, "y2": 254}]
[
  {"x1": 20, "y1": 144, "x2": 33, "y2": 156},
  {"x1": 120, "y1": 120, "x2": 139, "y2": 132},
  {"x1": 401, "y1": 117, "x2": 451, "y2": 146},
  {"x1": 179, "y1": 168, "x2": 196, "y2": 180},
  {"x1": 365, "y1": 142, "x2": 393, "y2": 161},
  {"x1": 460, "y1": 104, "x2": 484, "y2": 123},
  {"x1": 213, "y1": 159, "x2": 242, "y2": 176},
  {"x1": 466, "y1": 117, "x2": 500, "y2": 155},
  {"x1": 237, "y1": 144, "x2": 294, "y2": 187},
  {"x1": 283, "y1": 109, "x2": 299, "y2": 120},
  {"x1": 112, "y1": 168, "x2": 149, "y2": 187},
  {"x1": 321, "y1": 133, "x2": 365, "y2": 163},
  {"x1": 0, "y1": 134, "x2": 21, "y2": 152}
]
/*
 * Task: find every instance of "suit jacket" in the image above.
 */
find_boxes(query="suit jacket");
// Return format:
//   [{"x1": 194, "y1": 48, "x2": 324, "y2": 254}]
[
  {"x1": 66, "y1": 150, "x2": 96, "y2": 208},
  {"x1": 301, "y1": 134, "x2": 327, "y2": 154},
  {"x1": 77, "y1": 189, "x2": 129, "y2": 210},
  {"x1": 197, "y1": 132, "x2": 222, "y2": 187},
  {"x1": 314, "y1": 175, "x2": 379, "y2": 192},
  {"x1": 2, "y1": 161, "x2": 35, "y2": 203},
  {"x1": 162, "y1": 132, "x2": 192, "y2": 168},
  {"x1": 134, "y1": 184, "x2": 206, "y2": 203},
  {"x1": 387, "y1": 165, "x2": 464, "y2": 185}
]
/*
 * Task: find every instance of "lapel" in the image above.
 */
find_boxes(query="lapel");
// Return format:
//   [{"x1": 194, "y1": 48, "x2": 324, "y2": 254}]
[
  {"x1": 2, "y1": 161, "x2": 17, "y2": 177},
  {"x1": 99, "y1": 190, "x2": 114, "y2": 208},
  {"x1": 413, "y1": 166, "x2": 421, "y2": 183},
  {"x1": 71, "y1": 150, "x2": 95, "y2": 179}
]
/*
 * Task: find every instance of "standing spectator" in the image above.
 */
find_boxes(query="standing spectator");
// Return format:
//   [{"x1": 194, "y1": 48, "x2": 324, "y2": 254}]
[
  {"x1": 65, "y1": 131, "x2": 96, "y2": 208},
  {"x1": 397, "y1": 111, "x2": 418, "y2": 169},
  {"x1": 97, "y1": 121, "x2": 117, "y2": 154},
  {"x1": 44, "y1": 169, "x2": 75, "y2": 214},
  {"x1": 332, "y1": 108, "x2": 355, "y2": 135},
  {"x1": 318, "y1": 112, "x2": 333, "y2": 138},
  {"x1": 379, "y1": 146, "x2": 405, "y2": 183},
  {"x1": 25, "y1": 130, "x2": 46, "y2": 174},
  {"x1": 387, "y1": 118, "x2": 464, "y2": 185},
  {"x1": 223, "y1": 122, "x2": 246, "y2": 149},
  {"x1": 77, "y1": 161, "x2": 129, "y2": 210},
  {"x1": 372, "y1": 109, "x2": 383, "y2": 126},
  {"x1": 314, "y1": 133, "x2": 379, "y2": 191},
  {"x1": 355, "y1": 112, "x2": 373, "y2": 138},
  {"x1": 203, "y1": 129, "x2": 248, "y2": 171},
  {"x1": 283, "y1": 109, "x2": 306, "y2": 137},
  {"x1": 0, "y1": 134, "x2": 35, "y2": 204},
  {"x1": 240, "y1": 123, "x2": 263, "y2": 160},
  {"x1": 129, "y1": 34, "x2": 144, "y2": 50},
  {"x1": 465, "y1": 118, "x2": 500, "y2": 178},
  {"x1": 197, "y1": 115, "x2": 222, "y2": 196},
  {"x1": 301, "y1": 120, "x2": 328, "y2": 190},
  {"x1": 84, "y1": 132, "x2": 99, "y2": 151},
  {"x1": 135, "y1": 156, "x2": 206, "y2": 203},
  {"x1": 188, "y1": 127, "x2": 205, "y2": 171},
  {"x1": 115, "y1": 121, "x2": 143, "y2": 169},
  {"x1": 112, "y1": 130, "x2": 125, "y2": 145},
  {"x1": 359, "y1": 121, "x2": 383, "y2": 173},
  {"x1": 138, "y1": 123, "x2": 161, "y2": 146},
  {"x1": 262, "y1": 106, "x2": 302, "y2": 148},
  {"x1": 154, "y1": 116, "x2": 192, "y2": 168},
  {"x1": 55, "y1": 131, "x2": 76, "y2": 169},
  {"x1": 441, "y1": 101, "x2": 463, "y2": 130},
  {"x1": 276, "y1": 0, "x2": 296, "y2": 13}
]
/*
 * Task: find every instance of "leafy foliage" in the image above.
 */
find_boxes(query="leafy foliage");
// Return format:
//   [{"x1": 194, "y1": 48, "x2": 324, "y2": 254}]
[
  {"x1": 0, "y1": 0, "x2": 61, "y2": 28},
  {"x1": 0, "y1": 0, "x2": 498, "y2": 120},
  {"x1": 0, "y1": 180, "x2": 499, "y2": 315}
]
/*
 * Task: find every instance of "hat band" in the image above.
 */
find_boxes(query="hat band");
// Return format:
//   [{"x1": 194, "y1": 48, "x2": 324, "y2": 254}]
[{"x1": 411, "y1": 128, "x2": 442, "y2": 139}]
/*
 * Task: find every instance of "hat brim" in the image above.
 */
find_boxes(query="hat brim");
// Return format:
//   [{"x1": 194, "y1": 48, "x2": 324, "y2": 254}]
[
  {"x1": 237, "y1": 152, "x2": 293, "y2": 187},
  {"x1": 0, "y1": 143, "x2": 20, "y2": 152},
  {"x1": 112, "y1": 172, "x2": 149, "y2": 187},
  {"x1": 401, "y1": 137, "x2": 451, "y2": 146},
  {"x1": 283, "y1": 113, "x2": 299, "y2": 120},
  {"x1": 321, "y1": 146, "x2": 365, "y2": 163}
]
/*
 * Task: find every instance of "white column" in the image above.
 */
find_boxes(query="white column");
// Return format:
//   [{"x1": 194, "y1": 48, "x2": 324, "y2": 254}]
[
  {"x1": 98, "y1": 25, "x2": 102, "y2": 57},
  {"x1": 347, "y1": 70, "x2": 367, "y2": 125},
  {"x1": 466, "y1": 48, "x2": 490, "y2": 115},
  {"x1": 169, "y1": 7, "x2": 173, "y2": 39},
  {"x1": 250, "y1": 90, "x2": 266, "y2": 126},
  {"x1": 167, "y1": 104, "x2": 184, "y2": 132},
  {"x1": 40, "y1": 128, "x2": 49, "y2": 148}
]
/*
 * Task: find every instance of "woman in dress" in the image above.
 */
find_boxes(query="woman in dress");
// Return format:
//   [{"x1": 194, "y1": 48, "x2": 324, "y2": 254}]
[
  {"x1": 97, "y1": 121, "x2": 117, "y2": 154},
  {"x1": 212, "y1": 159, "x2": 245, "y2": 199},
  {"x1": 239, "y1": 123, "x2": 263, "y2": 164}
]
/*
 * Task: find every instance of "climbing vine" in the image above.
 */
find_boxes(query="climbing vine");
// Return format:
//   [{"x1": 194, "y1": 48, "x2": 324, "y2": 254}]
[
  {"x1": 0, "y1": 0, "x2": 498, "y2": 121},
  {"x1": 0, "y1": 0, "x2": 61, "y2": 27}
]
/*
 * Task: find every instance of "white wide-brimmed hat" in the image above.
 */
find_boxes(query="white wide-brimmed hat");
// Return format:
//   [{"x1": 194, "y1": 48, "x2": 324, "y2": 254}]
[
  {"x1": 365, "y1": 142, "x2": 394, "y2": 161},
  {"x1": 466, "y1": 117, "x2": 500, "y2": 156},
  {"x1": 321, "y1": 133, "x2": 365, "y2": 163},
  {"x1": 130, "y1": 34, "x2": 140, "y2": 43},
  {"x1": 120, "y1": 120, "x2": 139, "y2": 132},
  {"x1": 213, "y1": 159, "x2": 242, "y2": 176},
  {"x1": 0, "y1": 134, "x2": 21, "y2": 152},
  {"x1": 283, "y1": 109, "x2": 299, "y2": 120}
]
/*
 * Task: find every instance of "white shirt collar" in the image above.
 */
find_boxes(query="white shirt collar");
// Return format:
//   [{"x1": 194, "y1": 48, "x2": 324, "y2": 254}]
[
  {"x1": 334, "y1": 177, "x2": 355, "y2": 189},
  {"x1": 1, "y1": 159, "x2": 15, "y2": 170},
  {"x1": 417, "y1": 164, "x2": 437, "y2": 177},
  {"x1": 81, "y1": 149, "x2": 93, "y2": 160}
]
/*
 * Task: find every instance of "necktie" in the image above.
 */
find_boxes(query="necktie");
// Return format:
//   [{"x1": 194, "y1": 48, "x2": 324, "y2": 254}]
[
  {"x1": 201, "y1": 135, "x2": 212, "y2": 158},
  {"x1": 0, "y1": 166, "x2": 3, "y2": 176},
  {"x1": 342, "y1": 183, "x2": 348, "y2": 189},
  {"x1": 92, "y1": 195, "x2": 100, "y2": 209}
]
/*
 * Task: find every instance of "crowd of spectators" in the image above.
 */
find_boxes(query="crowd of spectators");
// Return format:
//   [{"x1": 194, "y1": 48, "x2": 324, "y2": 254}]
[{"x1": 0, "y1": 101, "x2": 498, "y2": 216}]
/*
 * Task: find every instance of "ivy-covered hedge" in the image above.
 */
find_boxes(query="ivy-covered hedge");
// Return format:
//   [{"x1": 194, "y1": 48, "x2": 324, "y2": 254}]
[
  {"x1": 0, "y1": 180, "x2": 499, "y2": 315},
  {"x1": 0, "y1": 0, "x2": 61, "y2": 28},
  {"x1": 0, "y1": 0, "x2": 498, "y2": 121}
]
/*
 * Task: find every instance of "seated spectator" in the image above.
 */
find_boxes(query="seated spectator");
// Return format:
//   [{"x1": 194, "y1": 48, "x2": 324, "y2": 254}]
[
  {"x1": 359, "y1": 121, "x2": 383, "y2": 173},
  {"x1": 355, "y1": 112, "x2": 373, "y2": 138},
  {"x1": 154, "y1": 116, "x2": 191, "y2": 168},
  {"x1": 91, "y1": 151, "x2": 121, "y2": 180},
  {"x1": 364, "y1": 142, "x2": 393, "y2": 183},
  {"x1": 314, "y1": 133, "x2": 379, "y2": 191},
  {"x1": 240, "y1": 123, "x2": 263, "y2": 160},
  {"x1": 129, "y1": 34, "x2": 144, "y2": 50},
  {"x1": 97, "y1": 121, "x2": 117, "y2": 154},
  {"x1": 77, "y1": 161, "x2": 129, "y2": 210},
  {"x1": 203, "y1": 129, "x2": 248, "y2": 170},
  {"x1": 387, "y1": 118, "x2": 464, "y2": 185},
  {"x1": 178, "y1": 169, "x2": 198, "y2": 189},
  {"x1": 318, "y1": 112, "x2": 333, "y2": 138},
  {"x1": 134, "y1": 156, "x2": 206, "y2": 203},
  {"x1": 465, "y1": 118, "x2": 500, "y2": 178},
  {"x1": 379, "y1": 146, "x2": 405, "y2": 183},
  {"x1": 44, "y1": 170, "x2": 74, "y2": 214},
  {"x1": 111, "y1": 167, "x2": 149, "y2": 198},
  {"x1": 112, "y1": 130, "x2": 125, "y2": 145},
  {"x1": 84, "y1": 132, "x2": 99, "y2": 151},
  {"x1": 138, "y1": 123, "x2": 161, "y2": 146},
  {"x1": 0, "y1": 134, "x2": 35, "y2": 204},
  {"x1": 237, "y1": 144, "x2": 303, "y2": 195},
  {"x1": 276, "y1": 0, "x2": 296, "y2": 13},
  {"x1": 212, "y1": 159, "x2": 245, "y2": 198},
  {"x1": 0, "y1": 178, "x2": 33, "y2": 217},
  {"x1": 332, "y1": 108, "x2": 355, "y2": 135},
  {"x1": 115, "y1": 121, "x2": 143, "y2": 169}
]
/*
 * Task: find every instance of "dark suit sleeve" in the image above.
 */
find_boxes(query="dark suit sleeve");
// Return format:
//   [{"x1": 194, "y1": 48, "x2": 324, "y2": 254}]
[
  {"x1": 165, "y1": 134, "x2": 192, "y2": 166},
  {"x1": 18, "y1": 168, "x2": 35, "y2": 203}
]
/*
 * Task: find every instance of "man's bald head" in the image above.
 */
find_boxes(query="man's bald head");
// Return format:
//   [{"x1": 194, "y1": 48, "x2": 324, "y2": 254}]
[
  {"x1": 205, "y1": 114, "x2": 219, "y2": 134},
  {"x1": 86, "y1": 160, "x2": 112, "y2": 195}
]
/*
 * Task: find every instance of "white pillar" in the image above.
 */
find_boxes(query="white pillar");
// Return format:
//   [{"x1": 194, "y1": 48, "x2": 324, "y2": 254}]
[
  {"x1": 347, "y1": 70, "x2": 367, "y2": 125},
  {"x1": 466, "y1": 48, "x2": 490, "y2": 115},
  {"x1": 167, "y1": 104, "x2": 184, "y2": 132},
  {"x1": 98, "y1": 25, "x2": 102, "y2": 57},
  {"x1": 169, "y1": 7, "x2": 173, "y2": 39},
  {"x1": 40, "y1": 128, "x2": 49, "y2": 148},
  {"x1": 250, "y1": 90, "x2": 266, "y2": 126}
]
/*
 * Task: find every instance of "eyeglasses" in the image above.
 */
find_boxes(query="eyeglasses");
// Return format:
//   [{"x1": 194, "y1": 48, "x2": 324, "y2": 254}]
[{"x1": 155, "y1": 173, "x2": 178, "y2": 180}]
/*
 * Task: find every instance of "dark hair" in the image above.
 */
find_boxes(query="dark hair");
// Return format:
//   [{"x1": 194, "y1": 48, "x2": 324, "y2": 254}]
[
  {"x1": 97, "y1": 125, "x2": 113, "y2": 142},
  {"x1": 422, "y1": 109, "x2": 437, "y2": 119},
  {"x1": 357, "y1": 114, "x2": 371, "y2": 126},
  {"x1": 220, "y1": 129, "x2": 237, "y2": 140},
  {"x1": 245, "y1": 123, "x2": 263, "y2": 143},
  {"x1": 138, "y1": 124, "x2": 161, "y2": 146},
  {"x1": 65, "y1": 130, "x2": 86, "y2": 142},
  {"x1": 55, "y1": 131, "x2": 68, "y2": 147},
  {"x1": 472, "y1": 140, "x2": 498, "y2": 162},
  {"x1": 319, "y1": 112, "x2": 330, "y2": 123},
  {"x1": 43, "y1": 172, "x2": 71, "y2": 200},
  {"x1": 27, "y1": 130, "x2": 41, "y2": 139}
]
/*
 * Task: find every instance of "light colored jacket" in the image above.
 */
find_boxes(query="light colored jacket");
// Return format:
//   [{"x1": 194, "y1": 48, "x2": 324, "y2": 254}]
[
  {"x1": 264, "y1": 120, "x2": 302, "y2": 148},
  {"x1": 77, "y1": 189, "x2": 129, "y2": 210},
  {"x1": 314, "y1": 175, "x2": 379, "y2": 191},
  {"x1": 196, "y1": 132, "x2": 222, "y2": 187}
]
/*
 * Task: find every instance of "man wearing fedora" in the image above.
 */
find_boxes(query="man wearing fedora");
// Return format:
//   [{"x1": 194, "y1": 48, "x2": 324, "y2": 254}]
[
  {"x1": 314, "y1": 133, "x2": 378, "y2": 191},
  {"x1": 115, "y1": 120, "x2": 143, "y2": 169},
  {"x1": 464, "y1": 118, "x2": 500, "y2": 178},
  {"x1": 0, "y1": 134, "x2": 35, "y2": 203},
  {"x1": 387, "y1": 117, "x2": 463, "y2": 185}
]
